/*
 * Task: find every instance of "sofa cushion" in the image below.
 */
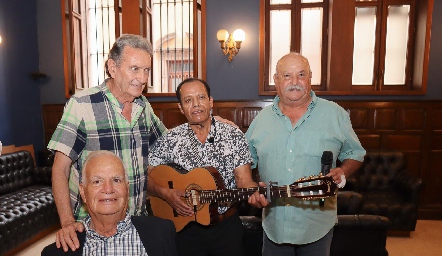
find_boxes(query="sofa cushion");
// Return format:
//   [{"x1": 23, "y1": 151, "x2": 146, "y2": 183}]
[
  {"x1": 0, "y1": 151, "x2": 35, "y2": 196},
  {"x1": 0, "y1": 185, "x2": 59, "y2": 255}
]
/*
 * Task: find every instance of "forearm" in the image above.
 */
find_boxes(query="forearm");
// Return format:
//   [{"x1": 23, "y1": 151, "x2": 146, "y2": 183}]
[
  {"x1": 234, "y1": 164, "x2": 258, "y2": 188},
  {"x1": 52, "y1": 152, "x2": 75, "y2": 226},
  {"x1": 147, "y1": 165, "x2": 169, "y2": 199},
  {"x1": 147, "y1": 176, "x2": 169, "y2": 199},
  {"x1": 339, "y1": 159, "x2": 363, "y2": 177}
]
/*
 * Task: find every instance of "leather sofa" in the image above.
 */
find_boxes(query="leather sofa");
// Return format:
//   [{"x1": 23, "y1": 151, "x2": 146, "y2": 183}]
[
  {"x1": 239, "y1": 191, "x2": 390, "y2": 256},
  {"x1": 343, "y1": 151, "x2": 422, "y2": 236},
  {"x1": 0, "y1": 150, "x2": 59, "y2": 255}
]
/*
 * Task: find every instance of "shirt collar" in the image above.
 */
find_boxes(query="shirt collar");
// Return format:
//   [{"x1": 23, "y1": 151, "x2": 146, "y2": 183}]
[{"x1": 83, "y1": 212, "x2": 132, "y2": 241}]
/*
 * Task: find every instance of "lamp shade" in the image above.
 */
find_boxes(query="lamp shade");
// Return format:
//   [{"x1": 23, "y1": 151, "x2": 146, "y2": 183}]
[
  {"x1": 232, "y1": 29, "x2": 245, "y2": 42},
  {"x1": 216, "y1": 29, "x2": 229, "y2": 42}
]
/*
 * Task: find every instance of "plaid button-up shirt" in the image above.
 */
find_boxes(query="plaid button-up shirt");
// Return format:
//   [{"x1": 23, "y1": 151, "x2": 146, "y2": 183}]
[
  {"x1": 48, "y1": 80, "x2": 167, "y2": 219},
  {"x1": 82, "y1": 214, "x2": 148, "y2": 256}
]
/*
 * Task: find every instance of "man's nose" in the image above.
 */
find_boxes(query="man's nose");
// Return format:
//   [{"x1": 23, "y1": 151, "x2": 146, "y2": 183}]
[
  {"x1": 102, "y1": 180, "x2": 114, "y2": 193},
  {"x1": 290, "y1": 74, "x2": 299, "y2": 83},
  {"x1": 136, "y1": 70, "x2": 149, "y2": 82},
  {"x1": 192, "y1": 98, "x2": 201, "y2": 107}
]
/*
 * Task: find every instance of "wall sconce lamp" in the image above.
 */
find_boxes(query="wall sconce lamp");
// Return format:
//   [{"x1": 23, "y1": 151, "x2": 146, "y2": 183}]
[
  {"x1": 0, "y1": 35, "x2": 2, "y2": 44},
  {"x1": 216, "y1": 29, "x2": 245, "y2": 62}
]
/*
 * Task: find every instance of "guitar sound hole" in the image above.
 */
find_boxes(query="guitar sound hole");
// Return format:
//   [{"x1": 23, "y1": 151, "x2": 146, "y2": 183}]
[{"x1": 185, "y1": 184, "x2": 205, "y2": 211}]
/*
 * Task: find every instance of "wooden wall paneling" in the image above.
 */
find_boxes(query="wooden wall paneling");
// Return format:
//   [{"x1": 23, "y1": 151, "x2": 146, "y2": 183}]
[
  {"x1": 357, "y1": 134, "x2": 381, "y2": 151},
  {"x1": 347, "y1": 108, "x2": 370, "y2": 131},
  {"x1": 165, "y1": 109, "x2": 187, "y2": 129},
  {"x1": 152, "y1": 108, "x2": 165, "y2": 124},
  {"x1": 241, "y1": 107, "x2": 263, "y2": 132},
  {"x1": 400, "y1": 108, "x2": 426, "y2": 131},
  {"x1": 42, "y1": 104, "x2": 65, "y2": 145},
  {"x1": 214, "y1": 107, "x2": 239, "y2": 128},
  {"x1": 420, "y1": 102, "x2": 442, "y2": 219},
  {"x1": 374, "y1": 108, "x2": 397, "y2": 131},
  {"x1": 42, "y1": 101, "x2": 442, "y2": 219},
  {"x1": 383, "y1": 135, "x2": 422, "y2": 152},
  {"x1": 421, "y1": 153, "x2": 442, "y2": 217}
]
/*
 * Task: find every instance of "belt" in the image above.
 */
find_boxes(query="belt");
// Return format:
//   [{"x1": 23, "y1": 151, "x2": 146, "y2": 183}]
[{"x1": 211, "y1": 207, "x2": 237, "y2": 224}]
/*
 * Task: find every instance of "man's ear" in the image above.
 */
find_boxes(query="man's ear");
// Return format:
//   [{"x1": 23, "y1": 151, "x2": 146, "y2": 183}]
[
  {"x1": 178, "y1": 103, "x2": 184, "y2": 115},
  {"x1": 209, "y1": 96, "x2": 214, "y2": 109},
  {"x1": 108, "y1": 59, "x2": 117, "y2": 77},
  {"x1": 79, "y1": 184, "x2": 86, "y2": 204}
]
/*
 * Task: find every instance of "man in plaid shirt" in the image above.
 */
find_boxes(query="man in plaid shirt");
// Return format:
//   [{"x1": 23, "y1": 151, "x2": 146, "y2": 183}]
[{"x1": 48, "y1": 34, "x2": 167, "y2": 252}]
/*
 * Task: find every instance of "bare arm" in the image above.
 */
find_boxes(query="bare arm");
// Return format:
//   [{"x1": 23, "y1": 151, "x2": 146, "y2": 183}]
[
  {"x1": 234, "y1": 164, "x2": 269, "y2": 208},
  {"x1": 52, "y1": 152, "x2": 84, "y2": 252},
  {"x1": 147, "y1": 165, "x2": 193, "y2": 216}
]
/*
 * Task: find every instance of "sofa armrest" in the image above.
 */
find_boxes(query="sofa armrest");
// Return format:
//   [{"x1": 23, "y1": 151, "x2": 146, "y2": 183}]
[
  {"x1": 337, "y1": 214, "x2": 390, "y2": 228},
  {"x1": 337, "y1": 191, "x2": 363, "y2": 215},
  {"x1": 33, "y1": 167, "x2": 52, "y2": 185},
  {"x1": 38, "y1": 149, "x2": 55, "y2": 167},
  {"x1": 331, "y1": 215, "x2": 390, "y2": 256}
]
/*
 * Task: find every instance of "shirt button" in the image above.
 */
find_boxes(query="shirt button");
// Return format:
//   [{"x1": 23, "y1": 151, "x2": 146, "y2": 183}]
[
  {"x1": 288, "y1": 168, "x2": 292, "y2": 172},
  {"x1": 289, "y1": 150, "x2": 292, "y2": 153}
]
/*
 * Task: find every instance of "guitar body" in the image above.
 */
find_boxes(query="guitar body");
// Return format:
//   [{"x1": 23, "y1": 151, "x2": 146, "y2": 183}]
[
  {"x1": 149, "y1": 165, "x2": 338, "y2": 232},
  {"x1": 149, "y1": 165, "x2": 221, "y2": 232}
]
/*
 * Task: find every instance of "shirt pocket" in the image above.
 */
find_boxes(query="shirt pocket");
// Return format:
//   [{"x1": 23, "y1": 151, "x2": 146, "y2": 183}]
[{"x1": 294, "y1": 131, "x2": 342, "y2": 158}]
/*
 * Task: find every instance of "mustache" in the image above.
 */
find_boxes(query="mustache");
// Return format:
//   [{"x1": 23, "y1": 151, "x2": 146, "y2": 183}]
[{"x1": 285, "y1": 84, "x2": 304, "y2": 92}]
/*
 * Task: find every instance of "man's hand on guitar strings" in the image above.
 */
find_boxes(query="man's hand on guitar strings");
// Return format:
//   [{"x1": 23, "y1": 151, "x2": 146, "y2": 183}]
[
  {"x1": 247, "y1": 182, "x2": 270, "y2": 208},
  {"x1": 163, "y1": 188, "x2": 194, "y2": 217}
]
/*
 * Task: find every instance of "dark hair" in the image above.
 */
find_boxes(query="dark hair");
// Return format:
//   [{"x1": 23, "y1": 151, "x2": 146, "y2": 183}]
[
  {"x1": 176, "y1": 78, "x2": 211, "y2": 105},
  {"x1": 105, "y1": 34, "x2": 153, "y2": 77}
]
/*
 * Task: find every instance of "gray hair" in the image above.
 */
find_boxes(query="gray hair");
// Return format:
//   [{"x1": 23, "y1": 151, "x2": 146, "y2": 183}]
[
  {"x1": 81, "y1": 150, "x2": 127, "y2": 184},
  {"x1": 105, "y1": 34, "x2": 153, "y2": 77}
]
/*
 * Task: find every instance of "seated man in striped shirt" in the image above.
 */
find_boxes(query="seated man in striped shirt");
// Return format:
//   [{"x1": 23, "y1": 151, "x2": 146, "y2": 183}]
[{"x1": 42, "y1": 151, "x2": 178, "y2": 256}]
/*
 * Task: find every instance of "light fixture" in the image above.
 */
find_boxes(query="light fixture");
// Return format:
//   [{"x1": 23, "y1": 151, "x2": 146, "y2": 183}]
[
  {"x1": 0, "y1": 35, "x2": 2, "y2": 44},
  {"x1": 216, "y1": 29, "x2": 245, "y2": 62}
]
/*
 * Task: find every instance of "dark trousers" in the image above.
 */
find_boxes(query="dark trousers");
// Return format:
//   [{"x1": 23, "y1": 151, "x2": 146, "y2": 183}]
[
  {"x1": 176, "y1": 212, "x2": 245, "y2": 256},
  {"x1": 262, "y1": 228, "x2": 334, "y2": 256}
]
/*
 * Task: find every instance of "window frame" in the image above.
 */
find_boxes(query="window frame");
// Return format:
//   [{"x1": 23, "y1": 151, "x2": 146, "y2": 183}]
[
  {"x1": 61, "y1": 0, "x2": 205, "y2": 98},
  {"x1": 259, "y1": 0, "x2": 434, "y2": 96}
]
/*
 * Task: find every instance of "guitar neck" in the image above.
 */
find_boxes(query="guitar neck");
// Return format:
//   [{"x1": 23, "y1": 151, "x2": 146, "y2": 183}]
[{"x1": 199, "y1": 178, "x2": 335, "y2": 204}]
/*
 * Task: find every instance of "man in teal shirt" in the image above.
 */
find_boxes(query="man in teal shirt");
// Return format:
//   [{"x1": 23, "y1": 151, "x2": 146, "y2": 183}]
[{"x1": 246, "y1": 52, "x2": 365, "y2": 256}]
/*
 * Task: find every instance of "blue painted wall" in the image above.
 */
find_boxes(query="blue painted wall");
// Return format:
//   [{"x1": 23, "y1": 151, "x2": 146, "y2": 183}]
[
  {"x1": 0, "y1": 0, "x2": 44, "y2": 153},
  {"x1": 0, "y1": 0, "x2": 441, "y2": 155}
]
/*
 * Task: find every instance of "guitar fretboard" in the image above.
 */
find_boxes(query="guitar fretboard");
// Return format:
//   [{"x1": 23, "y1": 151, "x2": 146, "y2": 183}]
[{"x1": 198, "y1": 177, "x2": 335, "y2": 203}]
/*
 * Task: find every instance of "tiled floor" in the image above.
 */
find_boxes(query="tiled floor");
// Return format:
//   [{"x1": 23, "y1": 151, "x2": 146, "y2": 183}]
[{"x1": 10, "y1": 220, "x2": 442, "y2": 255}]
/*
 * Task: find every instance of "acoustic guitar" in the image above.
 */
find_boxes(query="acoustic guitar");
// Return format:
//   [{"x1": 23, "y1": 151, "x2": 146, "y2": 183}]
[{"x1": 149, "y1": 165, "x2": 338, "y2": 232}]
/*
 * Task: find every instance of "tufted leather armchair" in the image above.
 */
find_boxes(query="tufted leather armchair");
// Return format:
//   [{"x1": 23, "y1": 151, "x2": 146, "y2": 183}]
[
  {"x1": 0, "y1": 150, "x2": 59, "y2": 255},
  {"x1": 239, "y1": 191, "x2": 391, "y2": 256},
  {"x1": 331, "y1": 191, "x2": 390, "y2": 256},
  {"x1": 343, "y1": 151, "x2": 422, "y2": 236}
]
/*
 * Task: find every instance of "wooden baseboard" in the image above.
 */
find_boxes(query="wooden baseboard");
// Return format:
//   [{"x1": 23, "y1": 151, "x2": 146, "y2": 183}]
[
  {"x1": 418, "y1": 209, "x2": 442, "y2": 220},
  {"x1": 4, "y1": 224, "x2": 60, "y2": 256},
  {"x1": 387, "y1": 230, "x2": 411, "y2": 237}
]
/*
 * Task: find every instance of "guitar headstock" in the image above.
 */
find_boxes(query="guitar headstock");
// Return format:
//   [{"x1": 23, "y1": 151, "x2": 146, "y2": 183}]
[{"x1": 268, "y1": 174, "x2": 338, "y2": 200}]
